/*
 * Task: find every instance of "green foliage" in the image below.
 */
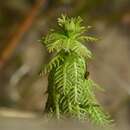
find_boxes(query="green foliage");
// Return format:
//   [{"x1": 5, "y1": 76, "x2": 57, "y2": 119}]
[{"x1": 41, "y1": 15, "x2": 111, "y2": 126}]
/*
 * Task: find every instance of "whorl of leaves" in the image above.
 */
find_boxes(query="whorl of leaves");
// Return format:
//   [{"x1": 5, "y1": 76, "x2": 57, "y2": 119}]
[{"x1": 41, "y1": 15, "x2": 112, "y2": 126}]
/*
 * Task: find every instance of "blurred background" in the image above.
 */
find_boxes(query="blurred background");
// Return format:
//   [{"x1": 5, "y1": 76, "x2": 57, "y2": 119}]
[{"x1": 0, "y1": 0, "x2": 130, "y2": 129}]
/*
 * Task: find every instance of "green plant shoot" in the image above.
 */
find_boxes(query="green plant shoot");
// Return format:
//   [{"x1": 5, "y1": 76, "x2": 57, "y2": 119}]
[{"x1": 41, "y1": 15, "x2": 111, "y2": 125}]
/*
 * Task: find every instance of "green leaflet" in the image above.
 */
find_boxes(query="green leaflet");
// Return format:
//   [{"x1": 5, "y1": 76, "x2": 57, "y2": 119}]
[{"x1": 41, "y1": 15, "x2": 112, "y2": 126}]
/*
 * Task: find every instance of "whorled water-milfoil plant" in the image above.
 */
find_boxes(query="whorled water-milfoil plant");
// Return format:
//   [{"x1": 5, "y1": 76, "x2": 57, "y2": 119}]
[{"x1": 41, "y1": 15, "x2": 111, "y2": 125}]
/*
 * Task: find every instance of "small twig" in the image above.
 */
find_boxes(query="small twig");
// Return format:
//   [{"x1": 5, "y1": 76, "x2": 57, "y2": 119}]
[{"x1": 0, "y1": 0, "x2": 46, "y2": 69}]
